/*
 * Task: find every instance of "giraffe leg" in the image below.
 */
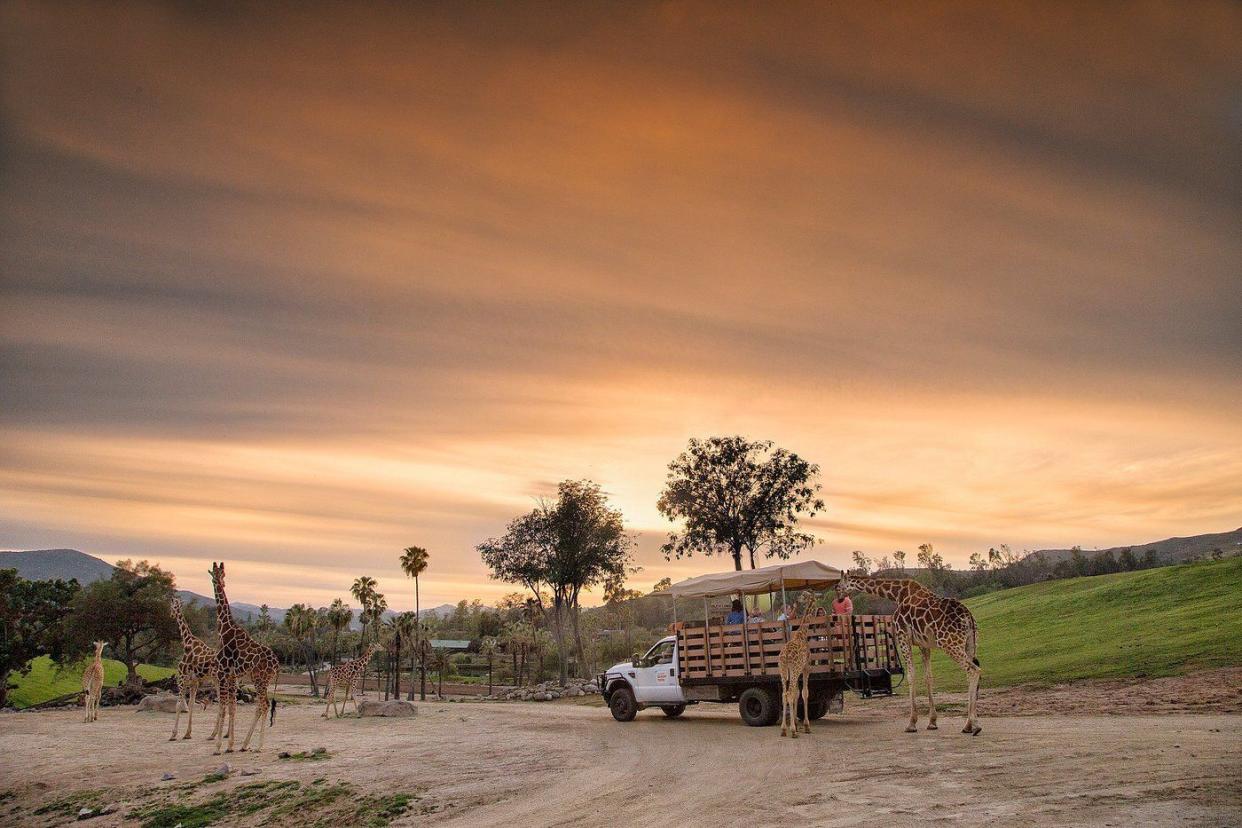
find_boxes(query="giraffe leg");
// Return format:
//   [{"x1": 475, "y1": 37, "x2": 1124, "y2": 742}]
[
  {"x1": 799, "y1": 670, "x2": 811, "y2": 734},
  {"x1": 779, "y1": 674, "x2": 789, "y2": 737},
  {"x1": 170, "y1": 678, "x2": 184, "y2": 740},
  {"x1": 922, "y1": 647, "x2": 937, "y2": 730},
  {"x1": 184, "y1": 684, "x2": 196, "y2": 739},
  {"x1": 213, "y1": 681, "x2": 229, "y2": 754},
  {"x1": 896, "y1": 633, "x2": 917, "y2": 732},
  {"x1": 952, "y1": 652, "x2": 983, "y2": 735},
  {"x1": 322, "y1": 682, "x2": 334, "y2": 718}
]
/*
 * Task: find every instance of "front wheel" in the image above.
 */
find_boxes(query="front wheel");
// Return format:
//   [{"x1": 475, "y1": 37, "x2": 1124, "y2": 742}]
[
  {"x1": 609, "y1": 687, "x2": 638, "y2": 722},
  {"x1": 661, "y1": 704, "x2": 686, "y2": 718},
  {"x1": 738, "y1": 687, "x2": 780, "y2": 727}
]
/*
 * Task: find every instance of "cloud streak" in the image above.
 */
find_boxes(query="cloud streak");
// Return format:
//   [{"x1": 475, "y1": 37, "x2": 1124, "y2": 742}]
[{"x1": 1, "y1": 1, "x2": 1239, "y2": 607}]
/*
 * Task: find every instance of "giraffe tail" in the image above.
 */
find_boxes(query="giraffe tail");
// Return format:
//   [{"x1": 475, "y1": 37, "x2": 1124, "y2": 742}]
[{"x1": 967, "y1": 617, "x2": 981, "y2": 669}]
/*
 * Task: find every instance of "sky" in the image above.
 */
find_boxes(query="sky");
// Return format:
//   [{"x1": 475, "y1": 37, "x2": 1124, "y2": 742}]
[{"x1": 1, "y1": 2, "x2": 1240, "y2": 610}]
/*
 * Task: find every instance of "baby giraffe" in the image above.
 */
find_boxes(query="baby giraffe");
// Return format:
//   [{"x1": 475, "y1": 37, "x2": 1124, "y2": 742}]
[
  {"x1": 777, "y1": 593, "x2": 817, "y2": 738},
  {"x1": 81, "y1": 641, "x2": 106, "y2": 723},
  {"x1": 322, "y1": 644, "x2": 382, "y2": 719}
]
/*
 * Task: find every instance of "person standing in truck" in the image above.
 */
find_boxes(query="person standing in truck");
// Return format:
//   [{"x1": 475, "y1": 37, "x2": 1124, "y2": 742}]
[
  {"x1": 725, "y1": 598, "x2": 746, "y2": 625},
  {"x1": 831, "y1": 589, "x2": 853, "y2": 616}
]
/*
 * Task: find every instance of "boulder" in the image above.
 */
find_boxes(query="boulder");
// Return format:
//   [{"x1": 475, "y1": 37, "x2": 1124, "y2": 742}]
[
  {"x1": 136, "y1": 694, "x2": 185, "y2": 714},
  {"x1": 357, "y1": 699, "x2": 418, "y2": 718}
]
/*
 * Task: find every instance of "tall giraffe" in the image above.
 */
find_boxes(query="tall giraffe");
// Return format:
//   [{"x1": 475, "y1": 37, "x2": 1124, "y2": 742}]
[
  {"x1": 169, "y1": 595, "x2": 219, "y2": 741},
  {"x1": 777, "y1": 592, "x2": 816, "y2": 738},
  {"x1": 836, "y1": 571, "x2": 982, "y2": 735},
  {"x1": 321, "y1": 643, "x2": 381, "y2": 719},
  {"x1": 81, "y1": 640, "x2": 106, "y2": 722},
  {"x1": 209, "y1": 562, "x2": 280, "y2": 754}
]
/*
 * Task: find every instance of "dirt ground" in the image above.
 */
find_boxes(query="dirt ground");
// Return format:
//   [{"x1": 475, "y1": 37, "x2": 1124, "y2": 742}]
[{"x1": 1, "y1": 679, "x2": 1239, "y2": 827}]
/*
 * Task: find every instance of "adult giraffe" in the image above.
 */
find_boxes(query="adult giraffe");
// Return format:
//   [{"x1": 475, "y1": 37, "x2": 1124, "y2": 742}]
[
  {"x1": 209, "y1": 562, "x2": 280, "y2": 754},
  {"x1": 836, "y1": 570, "x2": 982, "y2": 735}
]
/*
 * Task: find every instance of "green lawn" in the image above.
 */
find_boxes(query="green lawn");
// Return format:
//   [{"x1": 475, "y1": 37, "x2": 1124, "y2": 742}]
[
  {"x1": 7, "y1": 655, "x2": 175, "y2": 709},
  {"x1": 927, "y1": 556, "x2": 1242, "y2": 691}
]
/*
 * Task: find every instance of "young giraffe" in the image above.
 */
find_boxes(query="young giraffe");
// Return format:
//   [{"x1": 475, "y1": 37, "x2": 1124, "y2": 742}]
[
  {"x1": 777, "y1": 592, "x2": 817, "y2": 738},
  {"x1": 836, "y1": 570, "x2": 982, "y2": 735},
  {"x1": 321, "y1": 644, "x2": 381, "y2": 719},
  {"x1": 169, "y1": 595, "x2": 220, "y2": 741},
  {"x1": 81, "y1": 640, "x2": 106, "y2": 723},
  {"x1": 209, "y1": 562, "x2": 280, "y2": 754}
]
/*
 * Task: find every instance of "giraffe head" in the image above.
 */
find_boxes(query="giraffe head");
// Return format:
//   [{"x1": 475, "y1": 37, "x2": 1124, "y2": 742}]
[
  {"x1": 170, "y1": 594, "x2": 183, "y2": 612},
  {"x1": 209, "y1": 561, "x2": 226, "y2": 590},
  {"x1": 93, "y1": 641, "x2": 107, "y2": 658},
  {"x1": 836, "y1": 569, "x2": 863, "y2": 595}
]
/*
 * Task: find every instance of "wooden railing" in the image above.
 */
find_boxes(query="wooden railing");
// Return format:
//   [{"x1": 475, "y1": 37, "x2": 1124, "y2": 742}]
[{"x1": 677, "y1": 615, "x2": 899, "y2": 681}]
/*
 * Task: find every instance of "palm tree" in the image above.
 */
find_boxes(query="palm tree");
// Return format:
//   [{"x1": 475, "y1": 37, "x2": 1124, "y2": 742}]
[
  {"x1": 326, "y1": 599, "x2": 352, "y2": 665},
  {"x1": 350, "y1": 576, "x2": 378, "y2": 652},
  {"x1": 400, "y1": 546, "x2": 430, "y2": 700},
  {"x1": 284, "y1": 603, "x2": 321, "y2": 697}
]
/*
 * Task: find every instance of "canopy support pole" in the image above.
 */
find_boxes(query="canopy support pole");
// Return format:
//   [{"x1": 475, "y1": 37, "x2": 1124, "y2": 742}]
[
  {"x1": 781, "y1": 572, "x2": 790, "y2": 640},
  {"x1": 703, "y1": 596, "x2": 712, "y2": 676}
]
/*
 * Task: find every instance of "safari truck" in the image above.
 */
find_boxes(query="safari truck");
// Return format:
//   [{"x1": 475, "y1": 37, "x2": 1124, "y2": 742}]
[{"x1": 599, "y1": 561, "x2": 903, "y2": 726}]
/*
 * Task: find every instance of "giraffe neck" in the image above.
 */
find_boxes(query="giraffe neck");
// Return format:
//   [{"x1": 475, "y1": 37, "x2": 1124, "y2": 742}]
[
  {"x1": 212, "y1": 576, "x2": 239, "y2": 634},
  {"x1": 172, "y1": 603, "x2": 195, "y2": 643},
  {"x1": 851, "y1": 575, "x2": 927, "y2": 604}
]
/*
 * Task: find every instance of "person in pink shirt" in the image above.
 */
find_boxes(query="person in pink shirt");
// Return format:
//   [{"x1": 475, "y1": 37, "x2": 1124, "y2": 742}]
[{"x1": 831, "y1": 590, "x2": 853, "y2": 616}]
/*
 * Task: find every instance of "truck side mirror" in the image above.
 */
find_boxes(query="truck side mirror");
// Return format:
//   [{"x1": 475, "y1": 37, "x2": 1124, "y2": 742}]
[{"x1": 631, "y1": 652, "x2": 642, "y2": 667}]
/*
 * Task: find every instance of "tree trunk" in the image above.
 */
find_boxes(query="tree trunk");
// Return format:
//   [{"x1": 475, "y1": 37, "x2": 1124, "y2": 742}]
[
  {"x1": 0, "y1": 673, "x2": 9, "y2": 708},
  {"x1": 549, "y1": 600, "x2": 568, "y2": 686},
  {"x1": 392, "y1": 638, "x2": 401, "y2": 699},
  {"x1": 415, "y1": 577, "x2": 426, "y2": 701},
  {"x1": 487, "y1": 655, "x2": 493, "y2": 696},
  {"x1": 303, "y1": 642, "x2": 319, "y2": 697},
  {"x1": 571, "y1": 603, "x2": 587, "y2": 679}
]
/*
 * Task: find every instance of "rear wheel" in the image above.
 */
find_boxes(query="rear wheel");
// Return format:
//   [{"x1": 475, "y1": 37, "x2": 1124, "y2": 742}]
[
  {"x1": 609, "y1": 687, "x2": 637, "y2": 722},
  {"x1": 661, "y1": 704, "x2": 686, "y2": 718},
  {"x1": 738, "y1": 687, "x2": 780, "y2": 727}
]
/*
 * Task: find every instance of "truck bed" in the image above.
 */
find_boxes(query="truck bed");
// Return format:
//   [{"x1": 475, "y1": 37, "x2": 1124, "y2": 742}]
[{"x1": 676, "y1": 614, "x2": 902, "y2": 683}]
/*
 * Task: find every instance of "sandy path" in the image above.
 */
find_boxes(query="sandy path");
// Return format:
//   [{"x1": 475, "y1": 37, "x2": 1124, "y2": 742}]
[{"x1": 1, "y1": 697, "x2": 1238, "y2": 827}]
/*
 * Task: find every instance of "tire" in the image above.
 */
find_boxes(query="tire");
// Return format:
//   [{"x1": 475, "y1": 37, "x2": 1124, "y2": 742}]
[
  {"x1": 738, "y1": 687, "x2": 780, "y2": 727},
  {"x1": 609, "y1": 686, "x2": 638, "y2": 722},
  {"x1": 661, "y1": 704, "x2": 686, "y2": 718},
  {"x1": 807, "y1": 697, "x2": 829, "y2": 720}
]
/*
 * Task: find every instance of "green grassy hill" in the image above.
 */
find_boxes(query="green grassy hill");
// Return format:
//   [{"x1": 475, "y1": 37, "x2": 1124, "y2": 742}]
[
  {"x1": 8, "y1": 656, "x2": 175, "y2": 709},
  {"x1": 926, "y1": 556, "x2": 1241, "y2": 691}
]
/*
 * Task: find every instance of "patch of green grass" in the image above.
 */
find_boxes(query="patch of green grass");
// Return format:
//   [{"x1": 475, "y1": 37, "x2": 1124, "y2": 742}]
[
  {"x1": 131, "y1": 781, "x2": 300, "y2": 828},
  {"x1": 32, "y1": 789, "x2": 109, "y2": 817},
  {"x1": 277, "y1": 747, "x2": 331, "y2": 761},
  {"x1": 8, "y1": 655, "x2": 174, "y2": 708},
  {"x1": 129, "y1": 779, "x2": 416, "y2": 828},
  {"x1": 926, "y1": 557, "x2": 1242, "y2": 690}
]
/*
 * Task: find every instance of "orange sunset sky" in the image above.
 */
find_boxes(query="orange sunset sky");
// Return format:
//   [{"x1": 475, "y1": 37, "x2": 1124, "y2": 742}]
[{"x1": 1, "y1": 2, "x2": 1240, "y2": 610}]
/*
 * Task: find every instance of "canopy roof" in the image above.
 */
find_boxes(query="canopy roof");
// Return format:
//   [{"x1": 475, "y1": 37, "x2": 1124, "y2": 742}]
[{"x1": 666, "y1": 560, "x2": 843, "y2": 599}]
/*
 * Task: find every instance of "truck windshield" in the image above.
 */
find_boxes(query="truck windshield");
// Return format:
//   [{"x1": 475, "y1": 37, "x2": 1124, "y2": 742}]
[{"x1": 643, "y1": 640, "x2": 675, "y2": 665}]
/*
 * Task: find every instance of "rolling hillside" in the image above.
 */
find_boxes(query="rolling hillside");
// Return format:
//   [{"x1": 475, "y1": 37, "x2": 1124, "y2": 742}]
[
  {"x1": 928, "y1": 556, "x2": 1242, "y2": 691},
  {"x1": 7, "y1": 656, "x2": 175, "y2": 709}
]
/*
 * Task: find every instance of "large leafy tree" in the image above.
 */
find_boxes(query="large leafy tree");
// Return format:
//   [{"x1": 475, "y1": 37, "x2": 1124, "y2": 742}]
[
  {"x1": 479, "y1": 479, "x2": 632, "y2": 683},
  {"x1": 0, "y1": 569, "x2": 79, "y2": 708},
  {"x1": 64, "y1": 560, "x2": 179, "y2": 687},
  {"x1": 657, "y1": 436, "x2": 824, "y2": 570},
  {"x1": 399, "y1": 545, "x2": 429, "y2": 700}
]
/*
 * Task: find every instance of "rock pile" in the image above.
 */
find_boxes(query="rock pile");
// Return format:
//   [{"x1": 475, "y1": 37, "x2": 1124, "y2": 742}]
[
  {"x1": 358, "y1": 699, "x2": 418, "y2": 717},
  {"x1": 485, "y1": 680, "x2": 600, "y2": 702}
]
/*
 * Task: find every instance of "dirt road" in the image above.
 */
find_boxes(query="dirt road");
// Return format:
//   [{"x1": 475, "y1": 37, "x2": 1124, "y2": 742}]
[{"x1": 1, "y1": 696, "x2": 1238, "y2": 827}]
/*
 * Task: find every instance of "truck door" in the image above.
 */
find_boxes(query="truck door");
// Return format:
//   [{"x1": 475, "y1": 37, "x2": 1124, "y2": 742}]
[{"x1": 633, "y1": 639, "x2": 684, "y2": 705}]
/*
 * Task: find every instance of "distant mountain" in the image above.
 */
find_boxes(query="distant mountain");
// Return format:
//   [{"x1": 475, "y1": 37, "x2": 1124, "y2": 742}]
[
  {"x1": 1027, "y1": 528, "x2": 1242, "y2": 566},
  {"x1": 0, "y1": 548, "x2": 115, "y2": 585},
  {"x1": 0, "y1": 548, "x2": 285, "y2": 623},
  {"x1": 0, "y1": 548, "x2": 477, "y2": 627}
]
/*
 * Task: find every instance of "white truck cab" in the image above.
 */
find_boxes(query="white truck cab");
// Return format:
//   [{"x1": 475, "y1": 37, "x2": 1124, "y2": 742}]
[{"x1": 600, "y1": 636, "x2": 688, "y2": 720}]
